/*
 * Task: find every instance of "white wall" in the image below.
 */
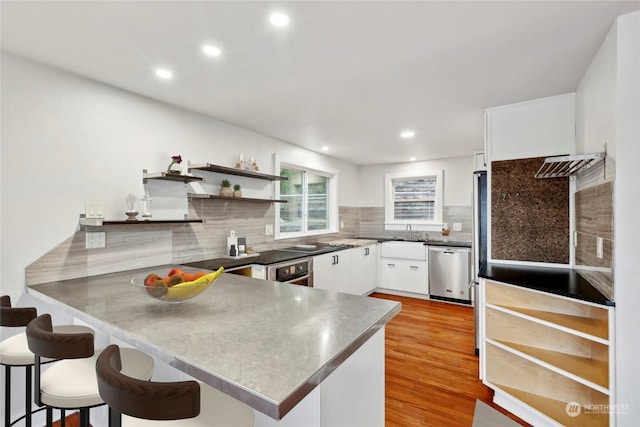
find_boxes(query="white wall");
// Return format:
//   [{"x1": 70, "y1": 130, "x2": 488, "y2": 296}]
[
  {"x1": 612, "y1": 10, "x2": 640, "y2": 426},
  {"x1": 575, "y1": 22, "x2": 617, "y2": 181},
  {"x1": 0, "y1": 53, "x2": 359, "y2": 300},
  {"x1": 358, "y1": 155, "x2": 474, "y2": 207},
  {"x1": 575, "y1": 10, "x2": 640, "y2": 424}
]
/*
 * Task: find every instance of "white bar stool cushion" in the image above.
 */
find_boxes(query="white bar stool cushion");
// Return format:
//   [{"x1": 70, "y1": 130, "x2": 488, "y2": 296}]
[
  {"x1": 120, "y1": 383, "x2": 254, "y2": 427},
  {"x1": 0, "y1": 325, "x2": 93, "y2": 366},
  {"x1": 41, "y1": 347, "x2": 154, "y2": 409}
]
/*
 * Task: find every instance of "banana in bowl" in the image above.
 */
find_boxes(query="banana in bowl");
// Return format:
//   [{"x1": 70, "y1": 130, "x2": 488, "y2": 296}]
[{"x1": 131, "y1": 267, "x2": 223, "y2": 303}]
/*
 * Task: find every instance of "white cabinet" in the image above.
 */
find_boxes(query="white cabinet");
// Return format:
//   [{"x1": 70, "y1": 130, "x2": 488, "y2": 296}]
[
  {"x1": 474, "y1": 152, "x2": 486, "y2": 171},
  {"x1": 380, "y1": 259, "x2": 428, "y2": 294},
  {"x1": 481, "y1": 279, "x2": 614, "y2": 426},
  {"x1": 313, "y1": 250, "x2": 352, "y2": 292},
  {"x1": 314, "y1": 245, "x2": 378, "y2": 295},
  {"x1": 486, "y1": 93, "x2": 575, "y2": 162},
  {"x1": 379, "y1": 241, "x2": 428, "y2": 295},
  {"x1": 349, "y1": 244, "x2": 378, "y2": 295}
]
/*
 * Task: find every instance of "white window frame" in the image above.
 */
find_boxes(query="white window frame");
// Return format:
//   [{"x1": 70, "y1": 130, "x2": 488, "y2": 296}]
[
  {"x1": 274, "y1": 155, "x2": 338, "y2": 239},
  {"x1": 384, "y1": 170, "x2": 444, "y2": 232}
]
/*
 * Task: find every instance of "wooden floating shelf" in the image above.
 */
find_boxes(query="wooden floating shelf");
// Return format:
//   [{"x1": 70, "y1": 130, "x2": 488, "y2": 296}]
[
  {"x1": 80, "y1": 218, "x2": 203, "y2": 226},
  {"x1": 188, "y1": 193, "x2": 287, "y2": 203},
  {"x1": 142, "y1": 170, "x2": 203, "y2": 184},
  {"x1": 188, "y1": 162, "x2": 287, "y2": 181}
]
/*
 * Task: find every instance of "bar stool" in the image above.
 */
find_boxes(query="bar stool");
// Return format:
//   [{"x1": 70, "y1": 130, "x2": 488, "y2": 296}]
[
  {"x1": 26, "y1": 314, "x2": 154, "y2": 427},
  {"x1": 96, "y1": 344, "x2": 255, "y2": 427},
  {"x1": 1, "y1": 296, "x2": 94, "y2": 427}
]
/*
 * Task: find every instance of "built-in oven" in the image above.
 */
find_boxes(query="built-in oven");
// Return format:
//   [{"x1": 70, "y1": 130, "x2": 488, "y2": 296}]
[{"x1": 267, "y1": 258, "x2": 313, "y2": 287}]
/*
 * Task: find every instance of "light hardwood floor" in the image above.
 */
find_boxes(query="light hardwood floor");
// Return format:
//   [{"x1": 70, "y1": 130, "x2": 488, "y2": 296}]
[{"x1": 370, "y1": 292, "x2": 530, "y2": 427}]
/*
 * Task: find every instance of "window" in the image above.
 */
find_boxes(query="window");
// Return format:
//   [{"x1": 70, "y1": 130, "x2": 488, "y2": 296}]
[
  {"x1": 385, "y1": 170, "x2": 443, "y2": 230},
  {"x1": 276, "y1": 160, "x2": 337, "y2": 238}
]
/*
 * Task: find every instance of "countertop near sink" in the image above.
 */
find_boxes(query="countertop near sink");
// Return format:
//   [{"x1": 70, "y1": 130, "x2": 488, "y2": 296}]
[
  {"x1": 27, "y1": 266, "x2": 400, "y2": 420},
  {"x1": 357, "y1": 236, "x2": 471, "y2": 248}
]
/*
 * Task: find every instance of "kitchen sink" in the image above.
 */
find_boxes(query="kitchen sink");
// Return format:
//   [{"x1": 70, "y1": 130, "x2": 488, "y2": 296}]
[{"x1": 380, "y1": 241, "x2": 427, "y2": 260}]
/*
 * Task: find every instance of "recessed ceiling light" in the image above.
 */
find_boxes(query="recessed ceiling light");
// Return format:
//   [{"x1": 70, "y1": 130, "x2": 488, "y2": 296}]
[
  {"x1": 269, "y1": 12, "x2": 290, "y2": 27},
  {"x1": 401, "y1": 130, "x2": 415, "y2": 138},
  {"x1": 155, "y1": 68, "x2": 173, "y2": 79},
  {"x1": 321, "y1": 146, "x2": 329, "y2": 152},
  {"x1": 202, "y1": 45, "x2": 222, "y2": 57},
  {"x1": 409, "y1": 157, "x2": 417, "y2": 161}
]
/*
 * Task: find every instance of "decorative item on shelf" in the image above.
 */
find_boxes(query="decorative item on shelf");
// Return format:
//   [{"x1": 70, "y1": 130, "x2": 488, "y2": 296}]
[
  {"x1": 233, "y1": 184, "x2": 242, "y2": 198},
  {"x1": 235, "y1": 154, "x2": 259, "y2": 171},
  {"x1": 166, "y1": 154, "x2": 182, "y2": 175},
  {"x1": 125, "y1": 193, "x2": 139, "y2": 221},
  {"x1": 140, "y1": 189, "x2": 152, "y2": 220},
  {"x1": 441, "y1": 224, "x2": 450, "y2": 241},
  {"x1": 219, "y1": 179, "x2": 233, "y2": 197},
  {"x1": 235, "y1": 154, "x2": 246, "y2": 170}
]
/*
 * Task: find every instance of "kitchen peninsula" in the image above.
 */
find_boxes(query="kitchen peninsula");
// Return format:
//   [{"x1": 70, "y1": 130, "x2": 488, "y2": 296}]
[{"x1": 26, "y1": 267, "x2": 400, "y2": 427}]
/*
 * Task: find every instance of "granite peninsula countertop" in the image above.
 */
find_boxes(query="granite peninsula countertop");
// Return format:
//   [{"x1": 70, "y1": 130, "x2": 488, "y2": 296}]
[
  {"x1": 479, "y1": 262, "x2": 614, "y2": 307},
  {"x1": 27, "y1": 266, "x2": 401, "y2": 419}
]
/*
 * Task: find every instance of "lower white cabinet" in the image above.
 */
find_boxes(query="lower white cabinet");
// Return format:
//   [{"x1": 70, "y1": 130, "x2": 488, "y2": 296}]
[
  {"x1": 349, "y1": 244, "x2": 378, "y2": 295},
  {"x1": 481, "y1": 279, "x2": 614, "y2": 427},
  {"x1": 313, "y1": 250, "x2": 352, "y2": 293},
  {"x1": 314, "y1": 245, "x2": 378, "y2": 295},
  {"x1": 379, "y1": 259, "x2": 428, "y2": 294}
]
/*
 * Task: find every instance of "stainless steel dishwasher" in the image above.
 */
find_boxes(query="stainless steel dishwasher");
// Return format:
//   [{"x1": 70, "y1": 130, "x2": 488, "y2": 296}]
[{"x1": 428, "y1": 246, "x2": 471, "y2": 304}]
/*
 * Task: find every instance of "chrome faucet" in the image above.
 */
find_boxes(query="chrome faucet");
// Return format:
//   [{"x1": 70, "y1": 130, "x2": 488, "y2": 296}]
[{"x1": 406, "y1": 224, "x2": 413, "y2": 240}]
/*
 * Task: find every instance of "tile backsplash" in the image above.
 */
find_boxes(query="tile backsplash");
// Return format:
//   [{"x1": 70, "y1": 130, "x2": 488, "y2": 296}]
[
  {"x1": 26, "y1": 202, "x2": 471, "y2": 285},
  {"x1": 574, "y1": 180, "x2": 614, "y2": 300}
]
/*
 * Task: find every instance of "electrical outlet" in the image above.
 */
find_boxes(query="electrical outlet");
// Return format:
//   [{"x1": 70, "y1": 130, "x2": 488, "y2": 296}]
[
  {"x1": 596, "y1": 237, "x2": 604, "y2": 259},
  {"x1": 86, "y1": 232, "x2": 106, "y2": 249},
  {"x1": 265, "y1": 224, "x2": 274, "y2": 236},
  {"x1": 85, "y1": 202, "x2": 105, "y2": 219},
  {"x1": 453, "y1": 223, "x2": 462, "y2": 232},
  {"x1": 340, "y1": 221, "x2": 345, "y2": 229}
]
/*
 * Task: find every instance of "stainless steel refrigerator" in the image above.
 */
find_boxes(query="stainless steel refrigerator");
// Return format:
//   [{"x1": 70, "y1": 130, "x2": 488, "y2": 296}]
[{"x1": 471, "y1": 170, "x2": 487, "y2": 355}]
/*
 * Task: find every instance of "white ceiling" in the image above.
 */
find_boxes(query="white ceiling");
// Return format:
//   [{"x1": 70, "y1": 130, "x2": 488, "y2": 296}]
[{"x1": 2, "y1": 1, "x2": 639, "y2": 165}]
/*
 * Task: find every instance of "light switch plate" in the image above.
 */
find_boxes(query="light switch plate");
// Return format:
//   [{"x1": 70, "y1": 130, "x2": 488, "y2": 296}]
[
  {"x1": 85, "y1": 202, "x2": 105, "y2": 219},
  {"x1": 265, "y1": 224, "x2": 274, "y2": 236},
  {"x1": 596, "y1": 237, "x2": 604, "y2": 259}
]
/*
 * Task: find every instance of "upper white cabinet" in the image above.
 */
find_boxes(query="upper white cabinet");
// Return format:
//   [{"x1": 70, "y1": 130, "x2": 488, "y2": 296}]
[{"x1": 486, "y1": 93, "x2": 576, "y2": 162}]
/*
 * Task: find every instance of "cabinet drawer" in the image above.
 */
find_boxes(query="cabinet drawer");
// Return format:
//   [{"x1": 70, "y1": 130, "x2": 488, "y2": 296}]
[{"x1": 380, "y1": 260, "x2": 427, "y2": 294}]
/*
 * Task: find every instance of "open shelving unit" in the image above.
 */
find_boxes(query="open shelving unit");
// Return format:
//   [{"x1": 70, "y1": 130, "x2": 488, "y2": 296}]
[
  {"x1": 187, "y1": 162, "x2": 288, "y2": 204},
  {"x1": 188, "y1": 162, "x2": 287, "y2": 181},
  {"x1": 187, "y1": 193, "x2": 287, "y2": 203},
  {"x1": 482, "y1": 279, "x2": 614, "y2": 427},
  {"x1": 142, "y1": 170, "x2": 204, "y2": 184}
]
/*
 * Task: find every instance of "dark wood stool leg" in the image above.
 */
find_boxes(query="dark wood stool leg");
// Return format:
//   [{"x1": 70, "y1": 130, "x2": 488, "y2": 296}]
[
  {"x1": 79, "y1": 408, "x2": 90, "y2": 427},
  {"x1": 4, "y1": 365, "x2": 10, "y2": 427},
  {"x1": 108, "y1": 407, "x2": 122, "y2": 427},
  {"x1": 24, "y1": 366, "x2": 32, "y2": 427}
]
